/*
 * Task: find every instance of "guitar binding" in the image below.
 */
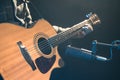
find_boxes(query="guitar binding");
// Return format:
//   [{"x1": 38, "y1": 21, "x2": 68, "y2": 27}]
[{"x1": 34, "y1": 32, "x2": 56, "y2": 58}]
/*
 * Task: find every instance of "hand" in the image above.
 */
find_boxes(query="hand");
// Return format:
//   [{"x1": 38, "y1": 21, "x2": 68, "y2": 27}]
[{"x1": 75, "y1": 24, "x2": 93, "y2": 38}]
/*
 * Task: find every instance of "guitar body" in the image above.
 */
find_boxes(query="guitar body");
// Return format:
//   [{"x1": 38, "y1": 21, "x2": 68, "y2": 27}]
[
  {"x1": 0, "y1": 19, "x2": 61, "y2": 80},
  {"x1": 0, "y1": 13, "x2": 101, "y2": 80}
]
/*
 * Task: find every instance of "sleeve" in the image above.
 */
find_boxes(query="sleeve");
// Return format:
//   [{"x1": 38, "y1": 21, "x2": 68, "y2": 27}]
[{"x1": 52, "y1": 25, "x2": 70, "y2": 33}]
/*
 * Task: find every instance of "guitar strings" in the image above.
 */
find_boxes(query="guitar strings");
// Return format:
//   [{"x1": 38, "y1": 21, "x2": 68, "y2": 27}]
[
  {"x1": 25, "y1": 19, "x2": 85, "y2": 54},
  {"x1": 27, "y1": 28, "x2": 71, "y2": 52},
  {"x1": 26, "y1": 31, "x2": 70, "y2": 55},
  {"x1": 27, "y1": 37, "x2": 72, "y2": 56},
  {"x1": 26, "y1": 21, "x2": 86, "y2": 55},
  {"x1": 26, "y1": 24, "x2": 84, "y2": 55}
]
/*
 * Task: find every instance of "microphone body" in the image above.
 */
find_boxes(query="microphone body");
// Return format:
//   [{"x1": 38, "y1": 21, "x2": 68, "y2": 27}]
[{"x1": 65, "y1": 45, "x2": 107, "y2": 61}]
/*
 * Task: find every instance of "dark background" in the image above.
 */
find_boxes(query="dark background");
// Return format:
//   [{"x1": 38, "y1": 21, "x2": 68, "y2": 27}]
[{"x1": 29, "y1": 0, "x2": 120, "y2": 80}]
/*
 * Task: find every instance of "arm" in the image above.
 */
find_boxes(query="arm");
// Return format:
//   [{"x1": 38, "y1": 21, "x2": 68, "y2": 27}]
[
  {"x1": 12, "y1": 0, "x2": 25, "y2": 25},
  {"x1": 12, "y1": 0, "x2": 33, "y2": 27}
]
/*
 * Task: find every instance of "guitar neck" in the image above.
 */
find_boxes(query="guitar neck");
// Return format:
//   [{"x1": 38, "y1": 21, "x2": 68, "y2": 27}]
[
  {"x1": 48, "y1": 19, "x2": 90, "y2": 47},
  {"x1": 48, "y1": 13, "x2": 100, "y2": 47}
]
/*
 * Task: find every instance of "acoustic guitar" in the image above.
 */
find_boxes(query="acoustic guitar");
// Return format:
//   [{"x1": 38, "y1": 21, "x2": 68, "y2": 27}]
[{"x1": 0, "y1": 13, "x2": 100, "y2": 80}]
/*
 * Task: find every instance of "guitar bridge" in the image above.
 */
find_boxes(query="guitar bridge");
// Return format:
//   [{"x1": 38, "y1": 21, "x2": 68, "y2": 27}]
[{"x1": 17, "y1": 41, "x2": 36, "y2": 71}]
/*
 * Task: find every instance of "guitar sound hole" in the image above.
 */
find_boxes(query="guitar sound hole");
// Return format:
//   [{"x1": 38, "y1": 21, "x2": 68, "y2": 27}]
[{"x1": 38, "y1": 38, "x2": 52, "y2": 55}]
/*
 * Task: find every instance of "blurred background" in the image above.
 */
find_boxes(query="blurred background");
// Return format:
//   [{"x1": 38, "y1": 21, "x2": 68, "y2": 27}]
[{"x1": 29, "y1": 0, "x2": 120, "y2": 80}]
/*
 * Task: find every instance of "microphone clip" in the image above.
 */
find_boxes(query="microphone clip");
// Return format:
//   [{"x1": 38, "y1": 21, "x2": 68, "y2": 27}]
[{"x1": 91, "y1": 40, "x2": 120, "y2": 61}]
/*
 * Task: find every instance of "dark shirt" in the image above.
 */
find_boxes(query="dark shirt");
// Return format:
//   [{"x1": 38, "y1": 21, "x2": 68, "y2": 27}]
[{"x1": 0, "y1": 0, "x2": 15, "y2": 23}]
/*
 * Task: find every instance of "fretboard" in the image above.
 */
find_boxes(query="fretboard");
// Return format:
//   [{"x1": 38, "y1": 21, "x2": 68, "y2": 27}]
[{"x1": 48, "y1": 13, "x2": 100, "y2": 47}]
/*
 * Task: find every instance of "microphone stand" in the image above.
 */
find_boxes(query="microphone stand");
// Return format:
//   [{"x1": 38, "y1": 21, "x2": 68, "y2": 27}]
[
  {"x1": 65, "y1": 40, "x2": 120, "y2": 62},
  {"x1": 92, "y1": 40, "x2": 120, "y2": 61},
  {"x1": 92, "y1": 40, "x2": 120, "y2": 50}
]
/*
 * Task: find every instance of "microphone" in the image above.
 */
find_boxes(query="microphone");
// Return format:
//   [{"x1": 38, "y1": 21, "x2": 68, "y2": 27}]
[{"x1": 65, "y1": 45, "x2": 108, "y2": 61}]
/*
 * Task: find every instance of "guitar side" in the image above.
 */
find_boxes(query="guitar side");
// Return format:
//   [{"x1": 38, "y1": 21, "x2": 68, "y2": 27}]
[{"x1": 0, "y1": 19, "x2": 61, "y2": 80}]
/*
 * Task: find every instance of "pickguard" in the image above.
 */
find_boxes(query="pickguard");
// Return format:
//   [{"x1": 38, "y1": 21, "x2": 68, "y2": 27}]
[{"x1": 35, "y1": 55, "x2": 56, "y2": 74}]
